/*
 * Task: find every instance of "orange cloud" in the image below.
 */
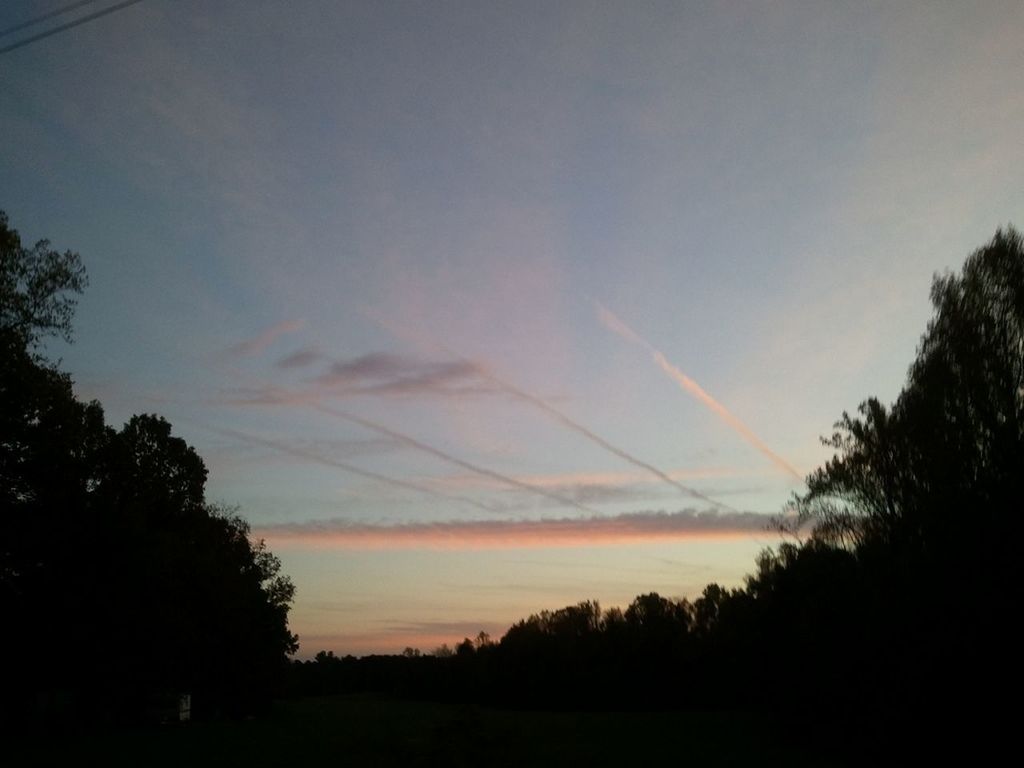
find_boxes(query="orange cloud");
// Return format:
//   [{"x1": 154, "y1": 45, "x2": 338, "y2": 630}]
[{"x1": 255, "y1": 509, "x2": 783, "y2": 551}]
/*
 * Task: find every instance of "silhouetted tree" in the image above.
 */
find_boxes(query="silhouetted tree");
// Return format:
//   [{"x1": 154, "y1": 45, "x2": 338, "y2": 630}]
[
  {"x1": 783, "y1": 226, "x2": 1024, "y2": 710},
  {"x1": 793, "y1": 227, "x2": 1023, "y2": 556},
  {"x1": 692, "y1": 583, "x2": 729, "y2": 638},
  {"x1": 0, "y1": 210, "x2": 86, "y2": 350},
  {"x1": 625, "y1": 593, "x2": 690, "y2": 633},
  {"x1": 1, "y1": 211, "x2": 297, "y2": 722},
  {"x1": 2, "y1": 215, "x2": 108, "y2": 716},
  {"x1": 474, "y1": 631, "x2": 492, "y2": 649}
]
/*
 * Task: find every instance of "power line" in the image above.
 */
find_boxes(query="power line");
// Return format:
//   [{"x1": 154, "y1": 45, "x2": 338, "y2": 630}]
[
  {"x1": 0, "y1": 1, "x2": 102, "y2": 38},
  {"x1": 0, "y1": 0, "x2": 145, "y2": 56}
]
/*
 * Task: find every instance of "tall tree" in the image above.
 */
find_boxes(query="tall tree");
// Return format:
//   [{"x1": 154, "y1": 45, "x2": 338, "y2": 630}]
[
  {"x1": 787, "y1": 226, "x2": 1024, "y2": 709},
  {"x1": 793, "y1": 227, "x2": 1024, "y2": 556}
]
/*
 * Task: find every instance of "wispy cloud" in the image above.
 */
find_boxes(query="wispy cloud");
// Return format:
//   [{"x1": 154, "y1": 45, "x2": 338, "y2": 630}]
[
  {"x1": 420, "y1": 467, "x2": 774, "y2": 511},
  {"x1": 425, "y1": 466, "x2": 755, "y2": 492},
  {"x1": 282, "y1": 437, "x2": 400, "y2": 461},
  {"x1": 313, "y1": 353, "x2": 493, "y2": 397},
  {"x1": 321, "y1": 353, "x2": 418, "y2": 380},
  {"x1": 225, "y1": 319, "x2": 305, "y2": 358},
  {"x1": 314, "y1": 404, "x2": 598, "y2": 514},
  {"x1": 255, "y1": 508, "x2": 782, "y2": 550},
  {"x1": 597, "y1": 304, "x2": 802, "y2": 481},
  {"x1": 207, "y1": 425, "x2": 500, "y2": 514},
  {"x1": 276, "y1": 347, "x2": 322, "y2": 369},
  {"x1": 225, "y1": 352, "x2": 497, "y2": 403}
]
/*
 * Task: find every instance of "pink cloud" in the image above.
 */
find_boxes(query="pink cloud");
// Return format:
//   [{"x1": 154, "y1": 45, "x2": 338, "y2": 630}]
[
  {"x1": 313, "y1": 354, "x2": 492, "y2": 396},
  {"x1": 255, "y1": 509, "x2": 783, "y2": 550},
  {"x1": 225, "y1": 352, "x2": 496, "y2": 403},
  {"x1": 276, "y1": 347, "x2": 322, "y2": 369}
]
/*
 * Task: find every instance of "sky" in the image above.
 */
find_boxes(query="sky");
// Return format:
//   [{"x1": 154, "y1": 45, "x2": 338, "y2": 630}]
[{"x1": 2, "y1": 0, "x2": 1022, "y2": 657}]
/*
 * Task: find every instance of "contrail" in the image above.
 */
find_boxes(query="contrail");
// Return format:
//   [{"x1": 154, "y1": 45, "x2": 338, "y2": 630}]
[
  {"x1": 207, "y1": 425, "x2": 500, "y2": 514},
  {"x1": 597, "y1": 304, "x2": 802, "y2": 481},
  {"x1": 312, "y1": 404, "x2": 598, "y2": 514},
  {"x1": 466, "y1": 365, "x2": 738, "y2": 511},
  {"x1": 650, "y1": 352, "x2": 802, "y2": 480},
  {"x1": 363, "y1": 308, "x2": 735, "y2": 512}
]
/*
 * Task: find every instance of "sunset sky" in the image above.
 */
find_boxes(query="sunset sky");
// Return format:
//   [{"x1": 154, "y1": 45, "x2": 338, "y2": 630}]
[{"x1": 3, "y1": 1, "x2": 1022, "y2": 656}]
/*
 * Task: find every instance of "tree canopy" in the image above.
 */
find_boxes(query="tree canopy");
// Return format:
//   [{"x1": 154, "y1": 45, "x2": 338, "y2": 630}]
[
  {"x1": 0, "y1": 210, "x2": 87, "y2": 350},
  {"x1": 793, "y1": 227, "x2": 1023, "y2": 559}
]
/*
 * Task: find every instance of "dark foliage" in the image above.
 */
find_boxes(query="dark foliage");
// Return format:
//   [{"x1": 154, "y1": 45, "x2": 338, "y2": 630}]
[
  {"x1": 789, "y1": 227, "x2": 1024, "y2": 705},
  {"x1": 0, "y1": 210, "x2": 86, "y2": 350},
  {"x1": 1, "y1": 212, "x2": 297, "y2": 725}
]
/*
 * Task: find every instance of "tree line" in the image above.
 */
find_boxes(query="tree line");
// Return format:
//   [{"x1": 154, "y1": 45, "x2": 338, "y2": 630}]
[{"x1": 1, "y1": 211, "x2": 298, "y2": 724}]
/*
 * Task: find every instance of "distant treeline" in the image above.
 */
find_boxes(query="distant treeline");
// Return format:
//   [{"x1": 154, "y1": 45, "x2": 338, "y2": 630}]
[
  {"x1": 286, "y1": 543, "x2": 952, "y2": 712},
  {"x1": 292, "y1": 227, "x2": 1024, "y2": 715}
]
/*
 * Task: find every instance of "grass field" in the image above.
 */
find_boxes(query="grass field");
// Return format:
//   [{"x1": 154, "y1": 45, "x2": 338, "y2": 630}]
[{"x1": 9, "y1": 695, "x2": 859, "y2": 767}]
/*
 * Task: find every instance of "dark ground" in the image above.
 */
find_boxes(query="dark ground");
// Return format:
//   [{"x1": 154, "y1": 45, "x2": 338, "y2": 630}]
[{"x1": 7, "y1": 695, "x2": 892, "y2": 767}]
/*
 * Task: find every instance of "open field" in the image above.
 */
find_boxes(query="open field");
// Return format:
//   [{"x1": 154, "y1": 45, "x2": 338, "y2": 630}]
[{"x1": 9, "y1": 695, "x2": 865, "y2": 767}]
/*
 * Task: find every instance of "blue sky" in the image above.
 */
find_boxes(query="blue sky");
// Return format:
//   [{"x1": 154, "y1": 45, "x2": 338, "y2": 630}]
[{"x1": 3, "y1": 0, "x2": 1022, "y2": 655}]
